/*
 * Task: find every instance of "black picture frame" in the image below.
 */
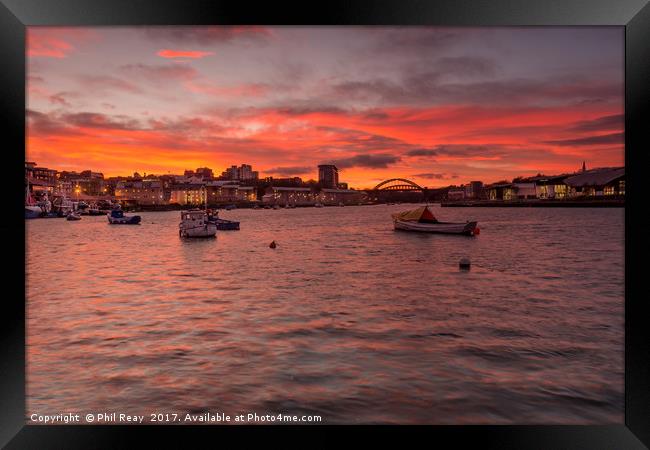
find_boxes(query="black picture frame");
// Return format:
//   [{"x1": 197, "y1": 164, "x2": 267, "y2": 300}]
[{"x1": 1, "y1": 0, "x2": 648, "y2": 448}]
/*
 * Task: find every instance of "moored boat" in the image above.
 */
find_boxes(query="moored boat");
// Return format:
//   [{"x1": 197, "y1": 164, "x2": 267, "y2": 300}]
[
  {"x1": 107, "y1": 206, "x2": 141, "y2": 224},
  {"x1": 179, "y1": 209, "x2": 217, "y2": 238},
  {"x1": 392, "y1": 205, "x2": 478, "y2": 236},
  {"x1": 66, "y1": 211, "x2": 82, "y2": 221}
]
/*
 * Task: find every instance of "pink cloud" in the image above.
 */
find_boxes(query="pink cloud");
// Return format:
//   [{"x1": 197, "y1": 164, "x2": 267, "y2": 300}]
[
  {"x1": 157, "y1": 49, "x2": 215, "y2": 59},
  {"x1": 27, "y1": 28, "x2": 98, "y2": 58}
]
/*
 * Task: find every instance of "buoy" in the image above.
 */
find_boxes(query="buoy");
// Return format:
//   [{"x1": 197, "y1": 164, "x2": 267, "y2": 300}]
[
  {"x1": 474, "y1": 227, "x2": 480, "y2": 235},
  {"x1": 459, "y1": 257, "x2": 471, "y2": 270},
  {"x1": 269, "y1": 241, "x2": 277, "y2": 249}
]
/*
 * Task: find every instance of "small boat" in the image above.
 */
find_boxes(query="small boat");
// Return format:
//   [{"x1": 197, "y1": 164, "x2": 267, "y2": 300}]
[
  {"x1": 314, "y1": 202, "x2": 324, "y2": 208},
  {"x1": 66, "y1": 211, "x2": 82, "y2": 221},
  {"x1": 87, "y1": 207, "x2": 103, "y2": 216},
  {"x1": 206, "y1": 210, "x2": 240, "y2": 230},
  {"x1": 392, "y1": 205, "x2": 478, "y2": 236},
  {"x1": 107, "y1": 207, "x2": 141, "y2": 224},
  {"x1": 179, "y1": 210, "x2": 217, "y2": 238},
  {"x1": 272, "y1": 204, "x2": 280, "y2": 210}
]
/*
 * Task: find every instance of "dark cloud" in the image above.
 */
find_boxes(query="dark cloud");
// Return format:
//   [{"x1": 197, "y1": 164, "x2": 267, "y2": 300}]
[
  {"x1": 568, "y1": 114, "x2": 624, "y2": 132},
  {"x1": 376, "y1": 28, "x2": 461, "y2": 54},
  {"x1": 432, "y1": 56, "x2": 497, "y2": 78},
  {"x1": 79, "y1": 75, "x2": 141, "y2": 94},
  {"x1": 406, "y1": 144, "x2": 505, "y2": 158},
  {"x1": 412, "y1": 173, "x2": 446, "y2": 179},
  {"x1": 275, "y1": 106, "x2": 348, "y2": 116},
  {"x1": 267, "y1": 166, "x2": 312, "y2": 176},
  {"x1": 324, "y1": 153, "x2": 401, "y2": 169},
  {"x1": 49, "y1": 92, "x2": 71, "y2": 107},
  {"x1": 141, "y1": 26, "x2": 272, "y2": 45},
  {"x1": 543, "y1": 132, "x2": 624, "y2": 146},
  {"x1": 332, "y1": 75, "x2": 621, "y2": 106},
  {"x1": 406, "y1": 148, "x2": 438, "y2": 157},
  {"x1": 27, "y1": 109, "x2": 74, "y2": 136},
  {"x1": 120, "y1": 63, "x2": 198, "y2": 81},
  {"x1": 62, "y1": 112, "x2": 142, "y2": 130}
]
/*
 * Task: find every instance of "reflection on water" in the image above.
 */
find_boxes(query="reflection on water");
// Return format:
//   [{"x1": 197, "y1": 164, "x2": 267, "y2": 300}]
[{"x1": 26, "y1": 205, "x2": 624, "y2": 424}]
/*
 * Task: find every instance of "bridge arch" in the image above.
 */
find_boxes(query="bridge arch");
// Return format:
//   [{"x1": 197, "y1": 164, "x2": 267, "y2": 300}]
[{"x1": 372, "y1": 178, "x2": 424, "y2": 191}]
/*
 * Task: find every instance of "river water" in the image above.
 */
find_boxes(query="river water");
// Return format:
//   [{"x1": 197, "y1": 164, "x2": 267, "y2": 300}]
[{"x1": 26, "y1": 204, "x2": 624, "y2": 424}]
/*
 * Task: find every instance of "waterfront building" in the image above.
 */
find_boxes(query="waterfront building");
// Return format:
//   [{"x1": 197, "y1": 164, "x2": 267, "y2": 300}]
[
  {"x1": 447, "y1": 188, "x2": 466, "y2": 201},
  {"x1": 533, "y1": 175, "x2": 570, "y2": 199},
  {"x1": 318, "y1": 164, "x2": 339, "y2": 189},
  {"x1": 464, "y1": 181, "x2": 484, "y2": 199},
  {"x1": 115, "y1": 179, "x2": 165, "y2": 205},
  {"x1": 319, "y1": 188, "x2": 367, "y2": 206},
  {"x1": 264, "y1": 176, "x2": 303, "y2": 186},
  {"x1": 26, "y1": 162, "x2": 57, "y2": 194},
  {"x1": 511, "y1": 182, "x2": 537, "y2": 200},
  {"x1": 169, "y1": 183, "x2": 205, "y2": 206},
  {"x1": 564, "y1": 167, "x2": 625, "y2": 197},
  {"x1": 263, "y1": 187, "x2": 315, "y2": 206},
  {"x1": 485, "y1": 183, "x2": 512, "y2": 200},
  {"x1": 205, "y1": 181, "x2": 257, "y2": 204}
]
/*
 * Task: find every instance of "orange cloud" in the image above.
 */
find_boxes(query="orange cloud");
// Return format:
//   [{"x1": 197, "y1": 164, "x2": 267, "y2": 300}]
[{"x1": 157, "y1": 49, "x2": 214, "y2": 59}]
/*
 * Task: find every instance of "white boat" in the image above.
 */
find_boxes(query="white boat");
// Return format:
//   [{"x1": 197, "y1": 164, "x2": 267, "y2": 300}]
[
  {"x1": 66, "y1": 211, "x2": 81, "y2": 221},
  {"x1": 179, "y1": 210, "x2": 217, "y2": 238},
  {"x1": 392, "y1": 205, "x2": 478, "y2": 236}
]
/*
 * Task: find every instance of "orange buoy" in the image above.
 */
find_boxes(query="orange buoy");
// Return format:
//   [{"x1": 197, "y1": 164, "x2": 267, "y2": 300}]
[
  {"x1": 269, "y1": 241, "x2": 277, "y2": 249},
  {"x1": 474, "y1": 227, "x2": 481, "y2": 235}
]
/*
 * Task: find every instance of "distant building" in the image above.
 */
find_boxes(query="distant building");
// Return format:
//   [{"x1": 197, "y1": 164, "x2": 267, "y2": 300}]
[
  {"x1": 205, "y1": 181, "x2": 257, "y2": 204},
  {"x1": 318, "y1": 164, "x2": 339, "y2": 189},
  {"x1": 319, "y1": 188, "x2": 367, "y2": 206},
  {"x1": 194, "y1": 167, "x2": 214, "y2": 180},
  {"x1": 221, "y1": 164, "x2": 259, "y2": 181}
]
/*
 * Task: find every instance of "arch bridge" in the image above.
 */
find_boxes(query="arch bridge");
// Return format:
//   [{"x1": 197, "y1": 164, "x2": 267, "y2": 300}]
[{"x1": 372, "y1": 178, "x2": 424, "y2": 191}]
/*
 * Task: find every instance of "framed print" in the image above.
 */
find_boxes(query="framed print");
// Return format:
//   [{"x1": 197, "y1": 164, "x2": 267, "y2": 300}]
[{"x1": 1, "y1": 0, "x2": 649, "y2": 448}]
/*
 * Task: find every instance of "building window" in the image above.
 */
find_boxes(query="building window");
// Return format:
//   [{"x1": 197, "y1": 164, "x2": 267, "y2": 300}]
[
  {"x1": 604, "y1": 185, "x2": 615, "y2": 195},
  {"x1": 619, "y1": 180, "x2": 625, "y2": 195}
]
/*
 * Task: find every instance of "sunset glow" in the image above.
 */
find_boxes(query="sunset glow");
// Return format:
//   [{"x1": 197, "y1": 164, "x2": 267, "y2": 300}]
[{"x1": 26, "y1": 26, "x2": 624, "y2": 188}]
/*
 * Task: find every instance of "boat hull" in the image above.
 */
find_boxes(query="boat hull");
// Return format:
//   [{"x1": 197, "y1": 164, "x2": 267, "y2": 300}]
[
  {"x1": 180, "y1": 223, "x2": 217, "y2": 238},
  {"x1": 213, "y1": 219, "x2": 240, "y2": 230},
  {"x1": 394, "y1": 219, "x2": 478, "y2": 235},
  {"x1": 107, "y1": 214, "x2": 141, "y2": 224},
  {"x1": 25, "y1": 206, "x2": 42, "y2": 219}
]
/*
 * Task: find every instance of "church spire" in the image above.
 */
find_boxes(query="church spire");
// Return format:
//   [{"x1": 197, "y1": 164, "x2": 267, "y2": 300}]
[{"x1": 581, "y1": 161, "x2": 586, "y2": 172}]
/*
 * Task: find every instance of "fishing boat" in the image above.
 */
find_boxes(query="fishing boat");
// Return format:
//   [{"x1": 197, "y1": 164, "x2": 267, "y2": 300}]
[
  {"x1": 107, "y1": 206, "x2": 141, "y2": 224},
  {"x1": 66, "y1": 211, "x2": 82, "y2": 221},
  {"x1": 179, "y1": 209, "x2": 217, "y2": 238},
  {"x1": 392, "y1": 205, "x2": 478, "y2": 236}
]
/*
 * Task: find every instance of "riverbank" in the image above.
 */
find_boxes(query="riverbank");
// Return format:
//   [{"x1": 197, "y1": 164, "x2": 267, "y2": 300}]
[{"x1": 441, "y1": 199, "x2": 625, "y2": 207}]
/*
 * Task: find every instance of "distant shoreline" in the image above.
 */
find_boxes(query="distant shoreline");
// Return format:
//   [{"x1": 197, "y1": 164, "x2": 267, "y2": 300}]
[{"x1": 441, "y1": 200, "x2": 624, "y2": 208}]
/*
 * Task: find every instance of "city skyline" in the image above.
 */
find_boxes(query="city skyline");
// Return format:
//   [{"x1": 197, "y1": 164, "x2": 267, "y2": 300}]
[{"x1": 27, "y1": 26, "x2": 624, "y2": 189}]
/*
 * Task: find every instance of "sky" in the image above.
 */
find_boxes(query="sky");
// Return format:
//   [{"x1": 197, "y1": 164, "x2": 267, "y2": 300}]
[{"x1": 26, "y1": 26, "x2": 624, "y2": 189}]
